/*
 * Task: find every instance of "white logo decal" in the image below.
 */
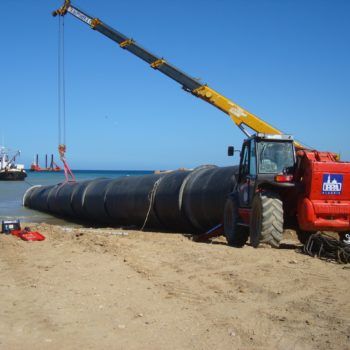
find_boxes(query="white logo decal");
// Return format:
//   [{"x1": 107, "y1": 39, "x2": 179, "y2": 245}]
[
  {"x1": 322, "y1": 174, "x2": 342, "y2": 194},
  {"x1": 68, "y1": 7, "x2": 92, "y2": 25},
  {"x1": 229, "y1": 105, "x2": 247, "y2": 118}
]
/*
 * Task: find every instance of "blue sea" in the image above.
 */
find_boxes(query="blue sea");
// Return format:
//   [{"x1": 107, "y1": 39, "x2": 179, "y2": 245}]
[{"x1": 0, "y1": 170, "x2": 152, "y2": 224}]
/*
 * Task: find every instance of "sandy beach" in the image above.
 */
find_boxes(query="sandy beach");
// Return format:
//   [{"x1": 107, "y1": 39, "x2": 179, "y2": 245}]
[{"x1": 0, "y1": 224, "x2": 349, "y2": 350}]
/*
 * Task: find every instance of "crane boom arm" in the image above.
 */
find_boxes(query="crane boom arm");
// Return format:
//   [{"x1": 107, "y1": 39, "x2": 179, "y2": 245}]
[{"x1": 53, "y1": 1, "x2": 286, "y2": 139}]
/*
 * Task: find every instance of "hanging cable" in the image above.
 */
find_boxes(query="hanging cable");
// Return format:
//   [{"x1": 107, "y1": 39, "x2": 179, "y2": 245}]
[
  {"x1": 62, "y1": 16, "x2": 66, "y2": 146},
  {"x1": 58, "y1": 16, "x2": 62, "y2": 146},
  {"x1": 58, "y1": 15, "x2": 75, "y2": 182}
]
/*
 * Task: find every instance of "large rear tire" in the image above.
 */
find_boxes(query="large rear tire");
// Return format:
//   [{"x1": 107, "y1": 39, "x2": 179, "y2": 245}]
[
  {"x1": 224, "y1": 196, "x2": 249, "y2": 247},
  {"x1": 250, "y1": 191, "x2": 283, "y2": 248}
]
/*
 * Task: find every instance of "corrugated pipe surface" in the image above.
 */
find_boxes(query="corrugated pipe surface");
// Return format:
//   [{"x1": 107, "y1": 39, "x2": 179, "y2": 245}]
[{"x1": 23, "y1": 166, "x2": 238, "y2": 233}]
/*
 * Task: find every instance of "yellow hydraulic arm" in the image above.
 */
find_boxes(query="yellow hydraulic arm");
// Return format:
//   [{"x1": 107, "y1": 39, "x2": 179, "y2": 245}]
[
  {"x1": 53, "y1": 0, "x2": 292, "y2": 141},
  {"x1": 192, "y1": 85, "x2": 282, "y2": 137}
]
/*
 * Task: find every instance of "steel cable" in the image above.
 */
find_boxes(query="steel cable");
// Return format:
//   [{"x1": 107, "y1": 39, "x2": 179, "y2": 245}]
[
  {"x1": 58, "y1": 16, "x2": 66, "y2": 145},
  {"x1": 303, "y1": 233, "x2": 350, "y2": 264},
  {"x1": 58, "y1": 16, "x2": 62, "y2": 145},
  {"x1": 57, "y1": 16, "x2": 75, "y2": 182}
]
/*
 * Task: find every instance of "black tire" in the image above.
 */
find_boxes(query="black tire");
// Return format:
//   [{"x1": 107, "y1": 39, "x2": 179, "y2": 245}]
[
  {"x1": 250, "y1": 191, "x2": 283, "y2": 248},
  {"x1": 224, "y1": 196, "x2": 249, "y2": 247}
]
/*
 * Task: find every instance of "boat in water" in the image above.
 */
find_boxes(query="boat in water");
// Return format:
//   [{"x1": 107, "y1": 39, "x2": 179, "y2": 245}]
[
  {"x1": 0, "y1": 146, "x2": 27, "y2": 181},
  {"x1": 30, "y1": 154, "x2": 62, "y2": 172}
]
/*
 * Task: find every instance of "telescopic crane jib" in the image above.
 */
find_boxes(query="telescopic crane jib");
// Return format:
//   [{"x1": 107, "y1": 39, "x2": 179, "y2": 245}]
[
  {"x1": 52, "y1": 0, "x2": 300, "y2": 146},
  {"x1": 53, "y1": 1, "x2": 350, "y2": 248}
]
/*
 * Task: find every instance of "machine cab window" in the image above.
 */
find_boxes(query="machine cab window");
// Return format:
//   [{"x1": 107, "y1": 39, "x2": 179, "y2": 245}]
[
  {"x1": 239, "y1": 143, "x2": 249, "y2": 178},
  {"x1": 249, "y1": 139, "x2": 257, "y2": 176},
  {"x1": 239, "y1": 140, "x2": 257, "y2": 179},
  {"x1": 257, "y1": 141, "x2": 295, "y2": 174}
]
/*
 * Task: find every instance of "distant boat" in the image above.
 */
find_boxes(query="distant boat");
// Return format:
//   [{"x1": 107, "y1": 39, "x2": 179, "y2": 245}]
[
  {"x1": 30, "y1": 154, "x2": 62, "y2": 172},
  {"x1": 0, "y1": 146, "x2": 27, "y2": 181}
]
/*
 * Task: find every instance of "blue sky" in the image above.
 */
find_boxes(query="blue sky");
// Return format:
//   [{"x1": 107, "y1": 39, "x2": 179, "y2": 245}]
[{"x1": 1, "y1": 0, "x2": 349, "y2": 170}]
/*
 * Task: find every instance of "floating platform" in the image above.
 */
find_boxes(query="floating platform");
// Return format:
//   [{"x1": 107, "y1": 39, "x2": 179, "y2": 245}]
[{"x1": 30, "y1": 154, "x2": 62, "y2": 172}]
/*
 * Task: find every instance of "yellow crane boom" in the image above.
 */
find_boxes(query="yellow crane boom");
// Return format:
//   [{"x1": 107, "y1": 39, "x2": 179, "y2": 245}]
[{"x1": 53, "y1": 0, "x2": 300, "y2": 144}]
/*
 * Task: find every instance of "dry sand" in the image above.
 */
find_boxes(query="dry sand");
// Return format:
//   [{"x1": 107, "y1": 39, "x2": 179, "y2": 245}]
[{"x1": 0, "y1": 224, "x2": 349, "y2": 350}]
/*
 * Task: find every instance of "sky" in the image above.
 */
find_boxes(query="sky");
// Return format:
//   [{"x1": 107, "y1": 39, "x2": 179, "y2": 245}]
[{"x1": 1, "y1": 0, "x2": 349, "y2": 170}]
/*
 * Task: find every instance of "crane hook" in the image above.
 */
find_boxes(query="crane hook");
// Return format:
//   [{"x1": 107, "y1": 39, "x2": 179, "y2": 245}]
[
  {"x1": 58, "y1": 144, "x2": 75, "y2": 182},
  {"x1": 52, "y1": 0, "x2": 71, "y2": 17}
]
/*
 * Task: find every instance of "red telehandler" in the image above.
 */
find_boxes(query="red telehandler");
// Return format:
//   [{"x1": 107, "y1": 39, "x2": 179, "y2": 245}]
[{"x1": 53, "y1": 1, "x2": 350, "y2": 247}]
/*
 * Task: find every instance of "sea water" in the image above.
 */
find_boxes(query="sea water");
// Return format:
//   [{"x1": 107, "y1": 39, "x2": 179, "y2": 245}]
[{"x1": 0, "y1": 170, "x2": 151, "y2": 224}]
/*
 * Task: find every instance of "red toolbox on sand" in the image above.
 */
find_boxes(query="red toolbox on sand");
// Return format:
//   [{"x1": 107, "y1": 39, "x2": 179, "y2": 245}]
[{"x1": 11, "y1": 229, "x2": 45, "y2": 241}]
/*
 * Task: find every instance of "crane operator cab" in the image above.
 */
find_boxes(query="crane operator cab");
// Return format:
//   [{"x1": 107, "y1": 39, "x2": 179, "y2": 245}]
[
  {"x1": 230, "y1": 133, "x2": 296, "y2": 205},
  {"x1": 225, "y1": 134, "x2": 296, "y2": 249}
]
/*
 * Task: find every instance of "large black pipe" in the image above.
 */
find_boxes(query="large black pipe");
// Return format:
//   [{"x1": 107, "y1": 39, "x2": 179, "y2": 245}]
[
  {"x1": 105, "y1": 173, "x2": 164, "y2": 229},
  {"x1": 71, "y1": 180, "x2": 92, "y2": 219},
  {"x1": 55, "y1": 181, "x2": 81, "y2": 217},
  {"x1": 23, "y1": 166, "x2": 237, "y2": 233},
  {"x1": 25, "y1": 186, "x2": 52, "y2": 212},
  {"x1": 47, "y1": 184, "x2": 63, "y2": 214},
  {"x1": 83, "y1": 179, "x2": 114, "y2": 223},
  {"x1": 23, "y1": 185, "x2": 42, "y2": 208},
  {"x1": 180, "y1": 165, "x2": 238, "y2": 231},
  {"x1": 153, "y1": 170, "x2": 194, "y2": 232}
]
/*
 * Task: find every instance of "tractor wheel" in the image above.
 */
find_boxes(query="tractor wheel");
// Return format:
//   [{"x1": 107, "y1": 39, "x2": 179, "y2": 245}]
[
  {"x1": 250, "y1": 191, "x2": 283, "y2": 248},
  {"x1": 224, "y1": 196, "x2": 249, "y2": 247}
]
